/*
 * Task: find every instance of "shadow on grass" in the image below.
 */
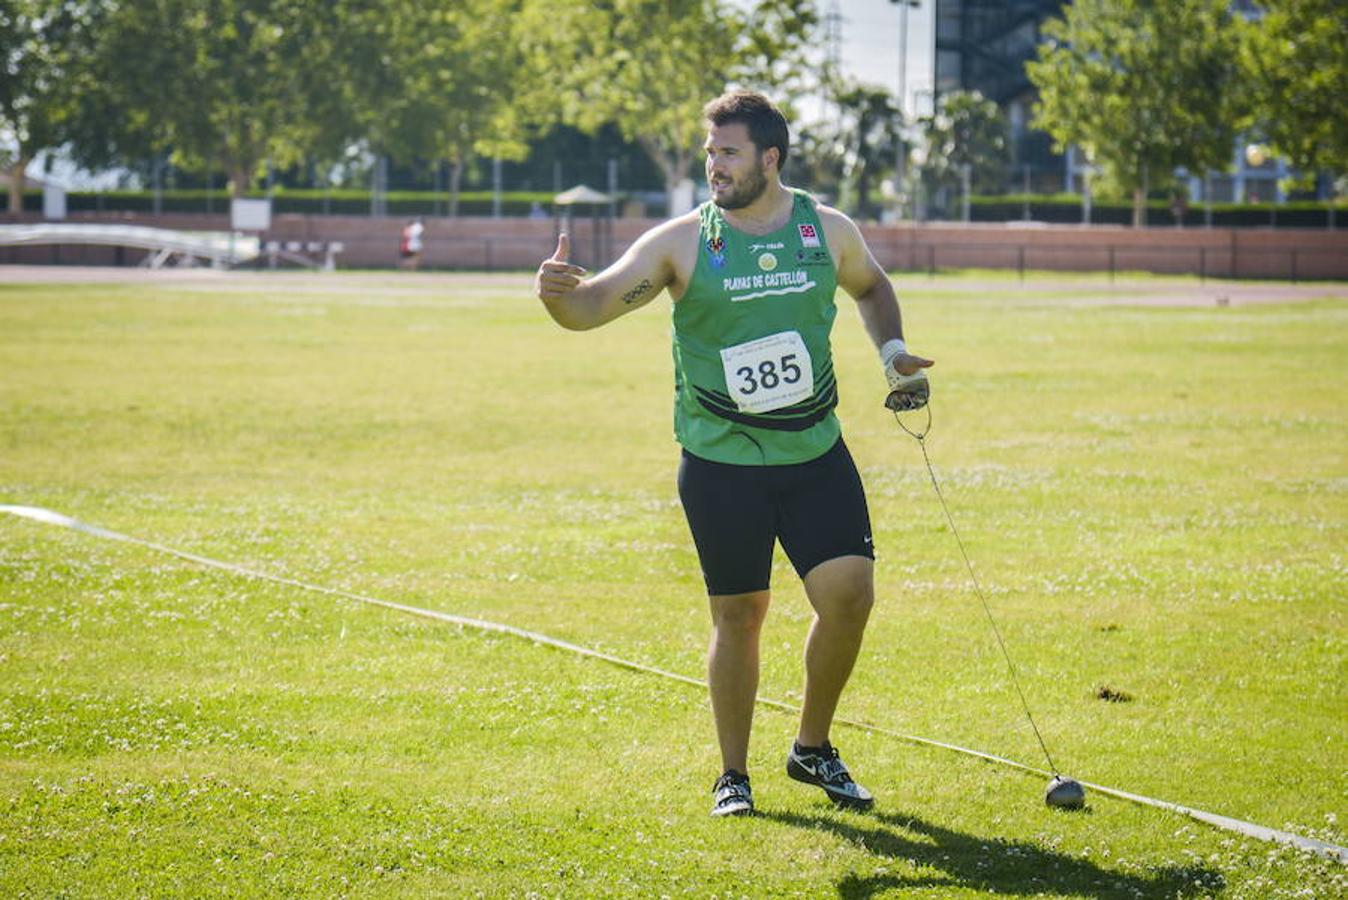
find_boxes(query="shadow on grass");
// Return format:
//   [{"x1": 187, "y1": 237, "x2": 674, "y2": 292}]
[{"x1": 759, "y1": 808, "x2": 1223, "y2": 899}]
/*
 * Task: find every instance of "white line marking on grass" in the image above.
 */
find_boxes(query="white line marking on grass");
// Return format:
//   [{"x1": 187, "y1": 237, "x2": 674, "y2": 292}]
[{"x1": 3, "y1": 502, "x2": 1344, "y2": 865}]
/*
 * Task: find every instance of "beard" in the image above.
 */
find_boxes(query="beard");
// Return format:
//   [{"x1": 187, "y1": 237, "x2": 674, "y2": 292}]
[{"x1": 711, "y1": 159, "x2": 769, "y2": 210}]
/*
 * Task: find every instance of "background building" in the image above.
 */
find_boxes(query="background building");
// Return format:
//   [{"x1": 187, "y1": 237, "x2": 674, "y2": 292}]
[
  {"x1": 933, "y1": 0, "x2": 1066, "y2": 181},
  {"x1": 927, "y1": 0, "x2": 1286, "y2": 201}
]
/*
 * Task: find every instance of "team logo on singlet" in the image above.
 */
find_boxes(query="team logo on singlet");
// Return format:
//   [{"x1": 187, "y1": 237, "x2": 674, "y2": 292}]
[
  {"x1": 758, "y1": 252, "x2": 778, "y2": 272},
  {"x1": 706, "y1": 235, "x2": 727, "y2": 269},
  {"x1": 798, "y1": 223, "x2": 821, "y2": 248}
]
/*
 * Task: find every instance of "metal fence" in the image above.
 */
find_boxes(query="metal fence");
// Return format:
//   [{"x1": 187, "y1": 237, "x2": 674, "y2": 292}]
[{"x1": 883, "y1": 241, "x2": 1343, "y2": 282}]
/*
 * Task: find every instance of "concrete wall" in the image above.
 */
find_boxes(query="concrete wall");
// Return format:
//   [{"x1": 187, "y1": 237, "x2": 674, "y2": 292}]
[{"x1": 3, "y1": 211, "x2": 1345, "y2": 279}]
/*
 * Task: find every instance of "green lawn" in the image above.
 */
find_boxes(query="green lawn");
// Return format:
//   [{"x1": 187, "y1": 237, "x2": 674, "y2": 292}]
[{"x1": 1, "y1": 271, "x2": 1344, "y2": 897}]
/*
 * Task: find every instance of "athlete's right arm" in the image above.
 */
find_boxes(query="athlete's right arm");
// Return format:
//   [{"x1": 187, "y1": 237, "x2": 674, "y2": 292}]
[{"x1": 534, "y1": 227, "x2": 676, "y2": 331}]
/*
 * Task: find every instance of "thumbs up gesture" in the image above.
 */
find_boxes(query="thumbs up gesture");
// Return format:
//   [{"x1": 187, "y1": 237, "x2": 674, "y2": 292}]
[{"x1": 535, "y1": 233, "x2": 589, "y2": 301}]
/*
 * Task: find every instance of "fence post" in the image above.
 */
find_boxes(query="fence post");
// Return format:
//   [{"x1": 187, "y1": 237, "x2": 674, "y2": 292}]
[
  {"x1": 928, "y1": 244, "x2": 936, "y2": 279},
  {"x1": 1082, "y1": 171, "x2": 1092, "y2": 225},
  {"x1": 960, "y1": 163, "x2": 971, "y2": 222},
  {"x1": 492, "y1": 157, "x2": 502, "y2": 219},
  {"x1": 1199, "y1": 246, "x2": 1206, "y2": 284},
  {"x1": 1291, "y1": 249, "x2": 1298, "y2": 283},
  {"x1": 152, "y1": 155, "x2": 163, "y2": 218},
  {"x1": 1203, "y1": 171, "x2": 1213, "y2": 229},
  {"x1": 484, "y1": 239, "x2": 493, "y2": 271},
  {"x1": 370, "y1": 155, "x2": 387, "y2": 218},
  {"x1": 1017, "y1": 245, "x2": 1025, "y2": 283}
]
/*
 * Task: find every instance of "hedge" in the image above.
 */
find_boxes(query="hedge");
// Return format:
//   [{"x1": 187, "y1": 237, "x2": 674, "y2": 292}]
[{"x1": 3, "y1": 189, "x2": 580, "y2": 218}]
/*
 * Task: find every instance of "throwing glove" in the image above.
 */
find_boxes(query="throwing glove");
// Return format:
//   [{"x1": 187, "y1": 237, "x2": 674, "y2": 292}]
[{"x1": 885, "y1": 367, "x2": 930, "y2": 412}]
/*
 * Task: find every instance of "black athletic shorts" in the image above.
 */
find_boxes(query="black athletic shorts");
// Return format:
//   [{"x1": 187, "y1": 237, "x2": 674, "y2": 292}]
[{"x1": 677, "y1": 438, "x2": 874, "y2": 596}]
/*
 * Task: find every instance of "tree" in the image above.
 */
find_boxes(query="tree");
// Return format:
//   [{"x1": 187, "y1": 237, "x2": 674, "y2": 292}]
[
  {"x1": 349, "y1": 0, "x2": 530, "y2": 216},
  {"x1": 915, "y1": 90, "x2": 1010, "y2": 211},
  {"x1": 516, "y1": 0, "x2": 820, "y2": 213},
  {"x1": 0, "y1": 0, "x2": 103, "y2": 212},
  {"x1": 84, "y1": 0, "x2": 358, "y2": 197},
  {"x1": 1239, "y1": 0, "x2": 1348, "y2": 178},
  {"x1": 832, "y1": 83, "x2": 901, "y2": 219},
  {"x1": 1027, "y1": 0, "x2": 1243, "y2": 226}
]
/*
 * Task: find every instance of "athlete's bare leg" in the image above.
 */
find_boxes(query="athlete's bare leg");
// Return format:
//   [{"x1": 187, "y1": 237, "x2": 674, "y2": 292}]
[
  {"x1": 708, "y1": 589, "x2": 771, "y2": 773},
  {"x1": 797, "y1": 555, "x2": 874, "y2": 747}
]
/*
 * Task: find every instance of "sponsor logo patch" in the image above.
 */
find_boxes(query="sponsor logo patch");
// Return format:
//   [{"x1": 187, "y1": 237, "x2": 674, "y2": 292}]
[
  {"x1": 758, "y1": 252, "x2": 778, "y2": 272},
  {"x1": 749, "y1": 241, "x2": 785, "y2": 252},
  {"x1": 796, "y1": 248, "x2": 831, "y2": 267},
  {"x1": 797, "y1": 223, "x2": 821, "y2": 248}
]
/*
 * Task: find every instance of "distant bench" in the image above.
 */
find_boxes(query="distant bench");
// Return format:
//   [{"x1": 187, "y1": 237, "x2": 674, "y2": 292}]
[{"x1": 261, "y1": 240, "x2": 345, "y2": 271}]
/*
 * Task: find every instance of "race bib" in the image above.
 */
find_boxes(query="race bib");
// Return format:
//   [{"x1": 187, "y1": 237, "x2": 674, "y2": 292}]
[{"x1": 719, "y1": 330, "x2": 814, "y2": 414}]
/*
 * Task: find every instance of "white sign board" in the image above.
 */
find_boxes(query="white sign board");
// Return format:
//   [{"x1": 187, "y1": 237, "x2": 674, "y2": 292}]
[
  {"x1": 231, "y1": 198, "x2": 272, "y2": 231},
  {"x1": 43, "y1": 185, "x2": 67, "y2": 220}
]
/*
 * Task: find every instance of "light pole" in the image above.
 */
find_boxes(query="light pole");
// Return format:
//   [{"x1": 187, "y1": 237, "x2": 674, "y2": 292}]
[
  {"x1": 890, "y1": 0, "x2": 920, "y2": 220},
  {"x1": 891, "y1": 0, "x2": 920, "y2": 115}
]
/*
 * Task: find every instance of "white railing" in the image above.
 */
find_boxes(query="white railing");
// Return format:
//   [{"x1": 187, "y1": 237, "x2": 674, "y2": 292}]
[{"x1": 0, "y1": 223, "x2": 264, "y2": 269}]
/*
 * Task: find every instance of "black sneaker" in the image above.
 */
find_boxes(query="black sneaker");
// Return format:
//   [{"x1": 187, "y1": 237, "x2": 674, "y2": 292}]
[
  {"x1": 786, "y1": 741, "x2": 874, "y2": 809},
  {"x1": 711, "y1": 769, "x2": 753, "y2": 817}
]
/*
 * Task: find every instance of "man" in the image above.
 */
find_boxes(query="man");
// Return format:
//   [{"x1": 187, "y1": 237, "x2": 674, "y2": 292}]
[
  {"x1": 400, "y1": 217, "x2": 425, "y2": 270},
  {"x1": 534, "y1": 91, "x2": 932, "y2": 817}
]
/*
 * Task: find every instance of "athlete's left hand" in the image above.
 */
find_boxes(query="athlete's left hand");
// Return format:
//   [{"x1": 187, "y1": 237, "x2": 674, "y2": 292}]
[
  {"x1": 884, "y1": 353, "x2": 933, "y2": 412},
  {"x1": 887, "y1": 352, "x2": 934, "y2": 376}
]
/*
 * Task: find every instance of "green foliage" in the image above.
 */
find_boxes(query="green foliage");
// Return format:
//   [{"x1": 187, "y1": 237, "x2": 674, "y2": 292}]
[
  {"x1": 0, "y1": 0, "x2": 92, "y2": 152},
  {"x1": 515, "y1": 0, "x2": 740, "y2": 194},
  {"x1": 916, "y1": 90, "x2": 1011, "y2": 208},
  {"x1": 1028, "y1": 0, "x2": 1244, "y2": 226},
  {"x1": 4, "y1": 0, "x2": 823, "y2": 208},
  {"x1": 1239, "y1": 0, "x2": 1348, "y2": 175},
  {"x1": 831, "y1": 82, "x2": 901, "y2": 217},
  {"x1": 0, "y1": 187, "x2": 561, "y2": 216},
  {"x1": 0, "y1": 0, "x2": 105, "y2": 206},
  {"x1": 515, "y1": 0, "x2": 820, "y2": 200},
  {"x1": 348, "y1": 0, "x2": 529, "y2": 166},
  {"x1": 78, "y1": 0, "x2": 358, "y2": 196}
]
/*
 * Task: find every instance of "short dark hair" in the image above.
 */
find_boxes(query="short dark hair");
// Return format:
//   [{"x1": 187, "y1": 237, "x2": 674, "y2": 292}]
[{"x1": 703, "y1": 90, "x2": 790, "y2": 171}]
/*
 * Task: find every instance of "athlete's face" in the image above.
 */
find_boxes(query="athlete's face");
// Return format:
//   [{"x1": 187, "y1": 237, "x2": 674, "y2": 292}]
[{"x1": 705, "y1": 122, "x2": 773, "y2": 210}]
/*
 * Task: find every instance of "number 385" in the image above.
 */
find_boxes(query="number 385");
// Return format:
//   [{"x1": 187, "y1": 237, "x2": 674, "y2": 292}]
[{"x1": 735, "y1": 354, "x2": 802, "y2": 395}]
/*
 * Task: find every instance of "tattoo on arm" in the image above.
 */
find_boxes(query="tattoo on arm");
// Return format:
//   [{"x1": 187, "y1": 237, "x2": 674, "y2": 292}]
[{"x1": 620, "y1": 279, "x2": 654, "y2": 306}]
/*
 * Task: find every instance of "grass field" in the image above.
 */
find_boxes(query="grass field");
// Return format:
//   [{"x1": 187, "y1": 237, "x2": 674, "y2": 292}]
[{"x1": 1, "y1": 269, "x2": 1344, "y2": 897}]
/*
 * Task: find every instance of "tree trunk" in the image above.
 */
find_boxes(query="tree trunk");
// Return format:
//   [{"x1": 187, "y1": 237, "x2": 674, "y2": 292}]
[
  {"x1": 448, "y1": 155, "x2": 463, "y2": 219},
  {"x1": 6, "y1": 154, "x2": 28, "y2": 216},
  {"x1": 229, "y1": 165, "x2": 251, "y2": 199},
  {"x1": 639, "y1": 135, "x2": 690, "y2": 218},
  {"x1": 1132, "y1": 186, "x2": 1145, "y2": 228}
]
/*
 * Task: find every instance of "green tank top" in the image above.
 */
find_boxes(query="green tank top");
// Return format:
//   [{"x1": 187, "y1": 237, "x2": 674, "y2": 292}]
[{"x1": 672, "y1": 188, "x2": 840, "y2": 465}]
